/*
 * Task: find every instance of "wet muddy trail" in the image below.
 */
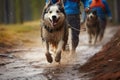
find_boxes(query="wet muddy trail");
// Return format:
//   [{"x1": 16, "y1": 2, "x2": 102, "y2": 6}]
[{"x1": 0, "y1": 26, "x2": 118, "y2": 80}]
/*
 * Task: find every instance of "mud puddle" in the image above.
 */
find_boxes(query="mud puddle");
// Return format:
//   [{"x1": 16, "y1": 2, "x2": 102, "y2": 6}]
[{"x1": 0, "y1": 26, "x2": 118, "y2": 80}]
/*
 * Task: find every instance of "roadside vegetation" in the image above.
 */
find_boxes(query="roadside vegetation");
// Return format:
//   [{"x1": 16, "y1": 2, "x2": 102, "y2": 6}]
[{"x1": 0, "y1": 21, "x2": 41, "y2": 49}]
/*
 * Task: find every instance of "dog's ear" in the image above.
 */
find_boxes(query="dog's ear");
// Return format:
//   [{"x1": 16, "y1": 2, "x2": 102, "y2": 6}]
[
  {"x1": 56, "y1": 0, "x2": 66, "y2": 16},
  {"x1": 41, "y1": 0, "x2": 52, "y2": 20},
  {"x1": 45, "y1": 0, "x2": 53, "y2": 9},
  {"x1": 56, "y1": 0, "x2": 64, "y2": 8},
  {"x1": 85, "y1": 8, "x2": 91, "y2": 14}
]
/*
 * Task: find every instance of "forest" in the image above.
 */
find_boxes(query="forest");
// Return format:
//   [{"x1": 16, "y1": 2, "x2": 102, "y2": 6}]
[
  {"x1": 0, "y1": 0, "x2": 45, "y2": 24},
  {"x1": 0, "y1": 0, "x2": 120, "y2": 24}
]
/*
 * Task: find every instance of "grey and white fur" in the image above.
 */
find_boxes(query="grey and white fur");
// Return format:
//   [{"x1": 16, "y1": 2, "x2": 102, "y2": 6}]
[
  {"x1": 86, "y1": 10, "x2": 104, "y2": 45},
  {"x1": 41, "y1": 0, "x2": 68, "y2": 63}
]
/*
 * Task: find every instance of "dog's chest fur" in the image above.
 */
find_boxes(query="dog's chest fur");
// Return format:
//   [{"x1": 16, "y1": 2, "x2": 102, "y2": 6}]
[
  {"x1": 42, "y1": 25, "x2": 67, "y2": 43},
  {"x1": 86, "y1": 18, "x2": 100, "y2": 35}
]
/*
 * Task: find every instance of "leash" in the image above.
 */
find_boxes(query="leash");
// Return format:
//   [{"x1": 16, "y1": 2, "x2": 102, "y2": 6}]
[{"x1": 70, "y1": 26, "x2": 86, "y2": 32}]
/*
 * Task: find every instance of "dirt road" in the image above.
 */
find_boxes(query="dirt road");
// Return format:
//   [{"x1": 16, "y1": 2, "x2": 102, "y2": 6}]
[{"x1": 0, "y1": 26, "x2": 119, "y2": 80}]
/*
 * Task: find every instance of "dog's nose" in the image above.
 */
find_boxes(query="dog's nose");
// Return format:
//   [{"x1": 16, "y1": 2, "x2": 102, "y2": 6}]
[
  {"x1": 52, "y1": 16, "x2": 57, "y2": 20},
  {"x1": 90, "y1": 16, "x2": 93, "y2": 18}
]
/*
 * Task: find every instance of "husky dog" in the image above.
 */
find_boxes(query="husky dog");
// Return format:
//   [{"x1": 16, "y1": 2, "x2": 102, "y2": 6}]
[
  {"x1": 41, "y1": 0, "x2": 68, "y2": 63},
  {"x1": 86, "y1": 10, "x2": 103, "y2": 45}
]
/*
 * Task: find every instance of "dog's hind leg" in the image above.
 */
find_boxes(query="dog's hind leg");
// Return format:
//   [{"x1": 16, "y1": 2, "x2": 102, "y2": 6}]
[
  {"x1": 99, "y1": 28, "x2": 105, "y2": 42},
  {"x1": 89, "y1": 34, "x2": 92, "y2": 44},
  {"x1": 45, "y1": 41, "x2": 53, "y2": 63},
  {"x1": 88, "y1": 31, "x2": 92, "y2": 44},
  {"x1": 62, "y1": 32, "x2": 68, "y2": 51},
  {"x1": 94, "y1": 32, "x2": 99, "y2": 45},
  {"x1": 99, "y1": 32, "x2": 104, "y2": 41},
  {"x1": 99, "y1": 19, "x2": 106, "y2": 42},
  {"x1": 55, "y1": 40, "x2": 64, "y2": 63}
]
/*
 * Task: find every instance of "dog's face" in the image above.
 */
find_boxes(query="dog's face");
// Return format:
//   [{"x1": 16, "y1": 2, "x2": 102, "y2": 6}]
[
  {"x1": 43, "y1": 1, "x2": 65, "y2": 28},
  {"x1": 86, "y1": 10, "x2": 98, "y2": 21}
]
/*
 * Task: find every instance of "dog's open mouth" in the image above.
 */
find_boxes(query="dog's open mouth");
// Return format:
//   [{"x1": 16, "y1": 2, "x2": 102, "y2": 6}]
[{"x1": 49, "y1": 18, "x2": 60, "y2": 26}]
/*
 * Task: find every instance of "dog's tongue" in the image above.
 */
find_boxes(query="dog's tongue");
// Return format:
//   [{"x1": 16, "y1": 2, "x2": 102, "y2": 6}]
[
  {"x1": 53, "y1": 22, "x2": 57, "y2": 26},
  {"x1": 52, "y1": 20, "x2": 57, "y2": 26}
]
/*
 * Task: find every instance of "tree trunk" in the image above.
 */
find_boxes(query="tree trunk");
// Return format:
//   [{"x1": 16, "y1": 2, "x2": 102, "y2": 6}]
[
  {"x1": 22, "y1": 0, "x2": 32, "y2": 21},
  {"x1": 9, "y1": 0, "x2": 16, "y2": 24},
  {"x1": 0, "y1": 0, "x2": 4, "y2": 24},
  {"x1": 4, "y1": 0, "x2": 9, "y2": 24}
]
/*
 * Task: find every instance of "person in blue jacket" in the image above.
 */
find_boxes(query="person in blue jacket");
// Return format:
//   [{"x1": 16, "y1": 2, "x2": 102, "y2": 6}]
[{"x1": 46, "y1": 0, "x2": 89, "y2": 54}]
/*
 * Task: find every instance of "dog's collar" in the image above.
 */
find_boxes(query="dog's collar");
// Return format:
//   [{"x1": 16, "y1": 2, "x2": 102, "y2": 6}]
[{"x1": 44, "y1": 25, "x2": 63, "y2": 33}]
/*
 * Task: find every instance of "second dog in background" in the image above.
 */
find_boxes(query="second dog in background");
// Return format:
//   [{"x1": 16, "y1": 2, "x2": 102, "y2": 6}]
[{"x1": 86, "y1": 10, "x2": 105, "y2": 45}]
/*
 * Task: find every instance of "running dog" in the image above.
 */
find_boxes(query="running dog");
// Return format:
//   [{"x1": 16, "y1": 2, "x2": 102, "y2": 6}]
[
  {"x1": 41, "y1": 0, "x2": 68, "y2": 63},
  {"x1": 86, "y1": 10, "x2": 104, "y2": 45}
]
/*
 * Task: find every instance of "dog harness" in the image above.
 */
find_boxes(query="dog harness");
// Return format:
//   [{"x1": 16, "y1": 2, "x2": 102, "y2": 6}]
[
  {"x1": 44, "y1": 25, "x2": 63, "y2": 33},
  {"x1": 90, "y1": 0, "x2": 105, "y2": 10},
  {"x1": 41, "y1": 23, "x2": 67, "y2": 41}
]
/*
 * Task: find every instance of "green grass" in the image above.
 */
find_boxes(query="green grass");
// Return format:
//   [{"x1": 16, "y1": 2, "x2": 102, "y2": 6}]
[{"x1": 0, "y1": 21, "x2": 41, "y2": 48}]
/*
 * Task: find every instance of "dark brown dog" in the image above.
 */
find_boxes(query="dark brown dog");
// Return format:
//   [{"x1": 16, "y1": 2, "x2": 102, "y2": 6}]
[{"x1": 86, "y1": 10, "x2": 104, "y2": 45}]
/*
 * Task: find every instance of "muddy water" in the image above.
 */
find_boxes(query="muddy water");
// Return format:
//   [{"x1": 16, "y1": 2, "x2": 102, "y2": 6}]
[{"x1": 0, "y1": 27, "x2": 119, "y2": 80}]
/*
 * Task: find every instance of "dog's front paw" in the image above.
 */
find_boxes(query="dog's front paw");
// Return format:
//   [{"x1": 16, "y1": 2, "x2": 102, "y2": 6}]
[
  {"x1": 55, "y1": 51, "x2": 61, "y2": 63},
  {"x1": 45, "y1": 53, "x2": 53, "y2": 63}
]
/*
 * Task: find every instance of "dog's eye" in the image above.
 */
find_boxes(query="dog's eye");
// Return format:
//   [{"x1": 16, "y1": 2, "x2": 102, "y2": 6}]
[
  {"x1": 49, "y1": 11, "x2": 52, "y2": 13},
  {"x1": 56, "y1": 10, "x2": 60, "y2": 13}
]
